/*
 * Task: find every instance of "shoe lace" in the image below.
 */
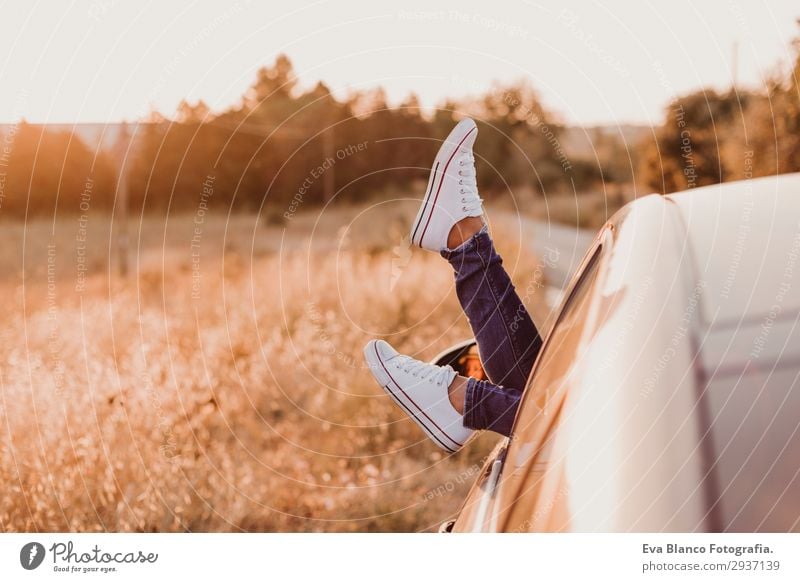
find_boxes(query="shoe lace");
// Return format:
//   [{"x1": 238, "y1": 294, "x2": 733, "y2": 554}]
[
  {"x1": 456, "y1": 151, "x2": 483, "y2": 214},
  {"x1": 396, "y1": 356, "x2": 453, "y2": 386}
]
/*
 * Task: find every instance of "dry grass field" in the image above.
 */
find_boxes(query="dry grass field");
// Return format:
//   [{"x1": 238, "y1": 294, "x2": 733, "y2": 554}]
[{"x1": 0, "y1": 200, "x2": 548, "y2": 532}]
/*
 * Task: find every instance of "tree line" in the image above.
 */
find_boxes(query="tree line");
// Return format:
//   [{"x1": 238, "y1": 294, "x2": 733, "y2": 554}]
[
  {"x1": 640, "y1": 28, "x2": 800, "y2": 192},
  {"x1": 0, "y1": 34, "x2": 798, "y2": 221}
]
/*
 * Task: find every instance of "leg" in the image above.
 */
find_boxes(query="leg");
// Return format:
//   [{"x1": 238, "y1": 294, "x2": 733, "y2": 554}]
[
  {"x1": 365, "y1": 117, "x2": 543, "y2": 446},
  {"x1": 442, "y1": 223, "x2": 543, "y2": 435},
  {"x1": 408, "y1": 116, "x2": 542, "y2": 388},
  {"x1": 448, "y1": 375, "x2": 521, "y2": 437},
  {"x1": 443, "y1": 224, "x2": 542, "y2": 390},
  {"x1": 364, "y1": 339, "x2": 522, "y2": 448}
]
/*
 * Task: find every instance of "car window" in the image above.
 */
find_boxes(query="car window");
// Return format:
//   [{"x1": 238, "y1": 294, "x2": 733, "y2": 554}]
[
  {"x1": 495, "y1": 243, "x2": 606, "y2": 532},
  {"x1": 515, "y1": 244, "x2": 604, "y2": 431}
]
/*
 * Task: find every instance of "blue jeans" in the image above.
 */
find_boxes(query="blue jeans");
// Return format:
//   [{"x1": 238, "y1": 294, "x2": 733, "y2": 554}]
[{"x1": 441, "y1": 226, "x2": 543, "y2": 437}]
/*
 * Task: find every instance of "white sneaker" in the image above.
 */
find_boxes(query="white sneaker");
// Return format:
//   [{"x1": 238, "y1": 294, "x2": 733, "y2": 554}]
[
  {"x1": 410, "y1": 118, "x2": 483, "y2": 252},
  {"x1": 364, "y1": 339, "x2": 474, "y2": 453}
]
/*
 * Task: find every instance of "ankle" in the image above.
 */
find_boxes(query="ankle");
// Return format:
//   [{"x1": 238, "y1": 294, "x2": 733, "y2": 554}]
[
  {"x1": 447, "y1": 216, "x2": 484, "y2": 250},
  {"x1": 447, "y1": 375, "x2": 468, "y2": 414}
]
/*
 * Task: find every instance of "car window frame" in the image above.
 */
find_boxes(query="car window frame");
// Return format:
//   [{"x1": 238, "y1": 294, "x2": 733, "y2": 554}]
[{"x1": 508, "y1": 236, "x2": 606, "y2": 438}]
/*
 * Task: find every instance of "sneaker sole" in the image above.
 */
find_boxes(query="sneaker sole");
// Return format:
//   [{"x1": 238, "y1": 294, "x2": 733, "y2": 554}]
[
  {"x1": 410, "y1": 122, "x2": 478, "y2": 249},
  {"x1": 364, "y1": 341, "x2": 464, "y2": 453}
]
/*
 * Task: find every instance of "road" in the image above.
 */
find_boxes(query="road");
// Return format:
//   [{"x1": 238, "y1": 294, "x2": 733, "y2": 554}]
[{"x1": 524, "y1": 218, "x2": 596, "y2": 309}]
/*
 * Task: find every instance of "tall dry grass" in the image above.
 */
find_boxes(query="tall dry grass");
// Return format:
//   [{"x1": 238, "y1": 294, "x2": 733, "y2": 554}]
[{"x1": 0, "y1": 202, "x2": 547, "y2": 531}]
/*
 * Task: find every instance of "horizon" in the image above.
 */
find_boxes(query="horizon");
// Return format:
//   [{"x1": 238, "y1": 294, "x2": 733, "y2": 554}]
[{"x1": 0, "y1": 0, "x2": 798, "y2": 126}]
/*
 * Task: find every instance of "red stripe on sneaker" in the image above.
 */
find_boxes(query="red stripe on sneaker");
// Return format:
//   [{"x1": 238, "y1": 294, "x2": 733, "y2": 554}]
[
  {"x1": 417, "y1": 126, "x2": 476, "y2": 248},
  {"x1": 382, "y1": 384, "x2": 456, "y2": 453},
  {"x1": 373, "y1": 343, "x2": 464, "y2": 449},
  {"x1": 411, "y1": 161, "x2": 440, "y2": 245}
]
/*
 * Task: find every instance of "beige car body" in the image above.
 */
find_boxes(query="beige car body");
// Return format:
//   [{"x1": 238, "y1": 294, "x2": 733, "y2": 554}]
[{"x1": 449, "y1": 173, "x2": 800, "y2": 533}]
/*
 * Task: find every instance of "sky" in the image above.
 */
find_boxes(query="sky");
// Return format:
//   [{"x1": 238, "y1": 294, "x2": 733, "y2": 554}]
[{"x1": 0, "y1": 0, "x2": 798, "y2": 126}]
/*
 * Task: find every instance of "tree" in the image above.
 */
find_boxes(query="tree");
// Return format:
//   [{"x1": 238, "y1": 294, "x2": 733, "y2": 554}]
[
  {"x1": 175, "y1": 100, "x2": 211, "y2": 124},
  {"x1": 641, "y1": 24, "x2": 800, "y2": 192},
  {"x1": 0, "y1": 123, "x2": 116, "y2": 218},
  {"x1": 640, "y1": 89, "x2": 750, "y2": 193}
]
